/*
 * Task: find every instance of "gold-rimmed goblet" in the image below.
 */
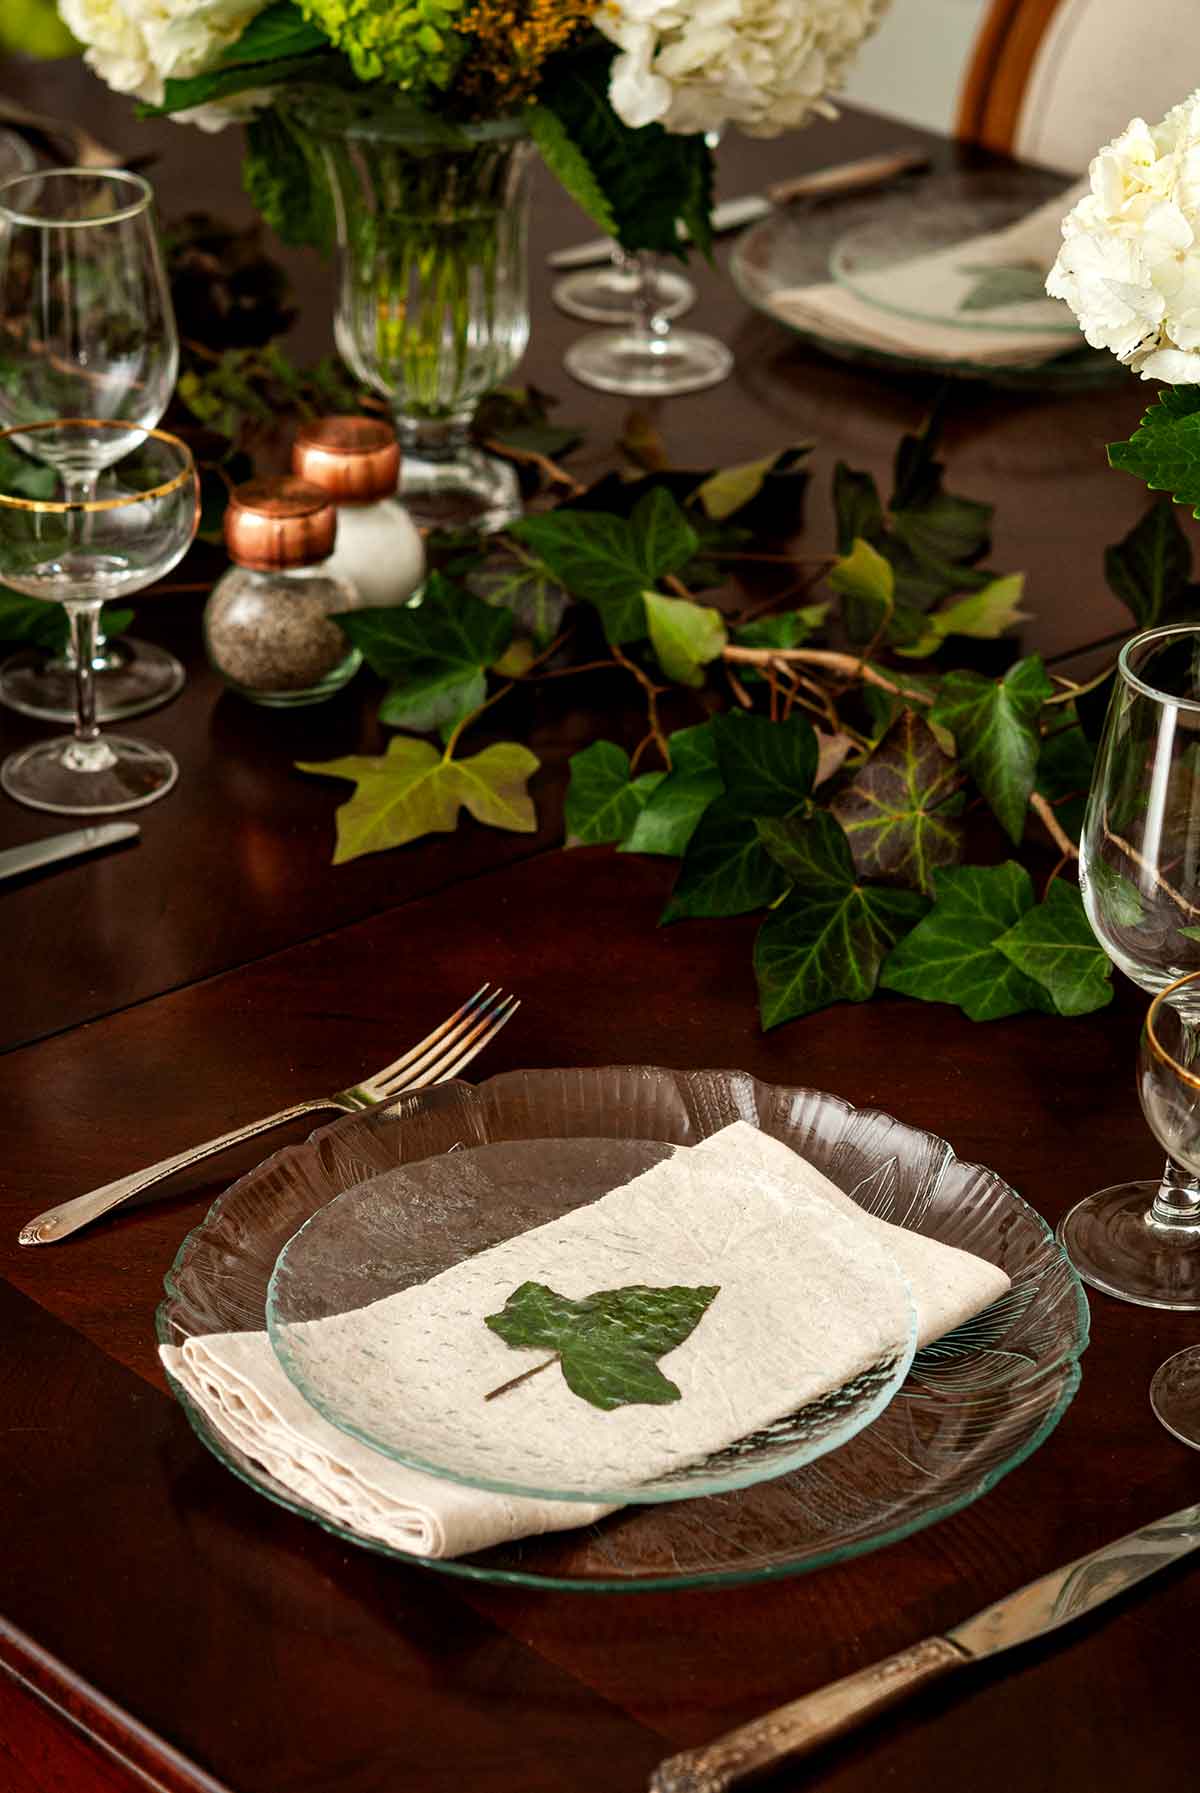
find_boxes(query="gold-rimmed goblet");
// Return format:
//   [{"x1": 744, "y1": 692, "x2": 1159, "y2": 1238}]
[
  {"x1": 0, "y1": 420, "x2": 196, "y2": 814},
  {"x1": 1140, "y1": 971, "x2": 1200, "y2": 1443}
]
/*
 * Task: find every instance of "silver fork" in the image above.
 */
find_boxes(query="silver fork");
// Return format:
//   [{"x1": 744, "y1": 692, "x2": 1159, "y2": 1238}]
[{"x1": 19, "y1": 985, "x2": 519, "y2": 1246}]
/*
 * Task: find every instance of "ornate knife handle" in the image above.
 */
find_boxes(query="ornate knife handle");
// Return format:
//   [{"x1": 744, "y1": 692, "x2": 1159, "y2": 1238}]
[{"x1": 650, "y1": 1636, "x2": 968, "y2": 1793}]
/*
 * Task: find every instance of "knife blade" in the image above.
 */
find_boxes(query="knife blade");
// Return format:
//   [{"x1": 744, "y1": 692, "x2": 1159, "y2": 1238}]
[
  {"x1": 651, "y1": 1501, "x2": 1200, "y2": 1792},
  {"x1": 547, "y1": 146, "x2": 931, "y2": 269},
  {"x1": 0, "y1": 821, "x2": 139, "y2": 883}
]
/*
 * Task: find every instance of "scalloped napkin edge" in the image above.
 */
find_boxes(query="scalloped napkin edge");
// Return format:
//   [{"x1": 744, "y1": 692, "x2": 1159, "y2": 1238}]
[{"x1": 159, "y1": 1120, "x2": 1010, "y2": 1559}]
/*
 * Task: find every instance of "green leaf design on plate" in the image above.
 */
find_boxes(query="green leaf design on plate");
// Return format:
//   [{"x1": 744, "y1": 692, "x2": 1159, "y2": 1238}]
[
  {"x1": 830, "y1": 711, "x2": 963, "y2": 893},
  {"x1": 510, "y1": 487, "x2": 697, "y2": 643},
  {"x1": 644, "y1": 590, "x2": 727, "y2": 688},
  {"x1": 661, "y1": 797, "x2": 790, "y2": 921},
  {"x1": 298, "y1": 736, "x2": 539, "y2": 863},
  {"x1": 712, "y1": 710, "x2": 818, "y2": 818},
  {"x1": 993, "y1": 879, "x2": 1114, "y2": 1016},
  {"x1": 879, "y1": 861, "x2": 1053, "y2": 1022},
  {"x1": 930, "y1": 654, "x2": 1053, "y2": 842},
  {"x1": 484, "y1": 1279, "x2": 720, "y2": 1410},
  {"x1": 1103, "y1": 495, "x2": 1194, "y2": 629},
  {"x1": 958, "y1": 262, "x2": 1050, "y2": 311},
  {"x1": 753, "y1": 810, "x2": 928, "y2": 1026},
  {"x1": 564, "y1": 740, "x2": 662, "y2": 846},
  {"x1": 1109, "y1": 386, "x2": 1200, "y2": 515}
]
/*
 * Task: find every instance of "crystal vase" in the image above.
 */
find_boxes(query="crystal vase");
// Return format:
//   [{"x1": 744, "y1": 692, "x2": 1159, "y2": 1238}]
[{"x1": 305, "y1": 112, "x2": 532, "y2": 535}]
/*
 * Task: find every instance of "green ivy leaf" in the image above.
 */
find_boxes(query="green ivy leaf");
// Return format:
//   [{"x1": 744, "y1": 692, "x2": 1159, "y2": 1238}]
[
  {"x1": 509, "y1": 489, "x2": 697, "y2": 644},
  {"x1": 832, "y1": 462, "x2": 884, "y2": 554},
  {"x1": 712, "y1": 710, "x2": 817, "y2": 818},
  {"x1": 993, "y1": 879, "x2": 1114, "y2": 1016},
  {"x1": 0, "y1": 589, "x2": 132, "y2": 654},
  {"x1": 644, "y1": 591, "x2": 726, "y2": 687},
  {"x1": 694, "y1": 444, "x2": 812, "y2": 530},
  {"x1": 242, "y1": 108, "x2": 336, "y2": 255},
  {"x1": 661, "y1": 797, "x2": 789, "y2": 921},
  {"x1": 1035, "y1": 701, "x2": 1095, "y2": 842},
  {"x1": 828, "y1": 536, "x2": 895, "y2": 645},
  {"x1": 930, "y1": 655, "x2": 1053, "y2": 842},
  {"x1": 894, "y1": 573, "x2": 1030, "y2": 659},
  {"x1": 830, "y1": 711, "x2": 963, "y2": 893},
  {"x1": 337, "y1": 573, "x2": 513, "y2": 737},
  {"x1": 667, "y1": 719, "x2": 719, "y2": 775},
  {"x1": 298, "y1": 736, "x2": 538, "y2": 863},
  {"x1": 1103, "y1": 496, "x2": 1194, "y2": 629},
  {"x1": 621, "y1": 770, "x2": 723, "y2": 857},
  {"x1": 753, "y1": 811, "x2": 927, "y2": 1027},
  {"x1": 879, "y1": 862, "x2": 1053, "y2": 1021},
  {"x1": 527, "y1": 105, "x2": 617, "y2": 237},
  {"x1": 1109, "y1": 386, "x2": 1200, "y2": 513},
  {"x1": 731, "y1": 606, "x2": 827, "y2": 655},
  {"x1": 564, "y1": 740, "x2": 662, "y2": 846},
  {"x1": 466, "y1": 554, "x2": 569, "y2": 648},
  {"x1": 484, "y1": 1279, "x2": 720, "y2": 1410}
]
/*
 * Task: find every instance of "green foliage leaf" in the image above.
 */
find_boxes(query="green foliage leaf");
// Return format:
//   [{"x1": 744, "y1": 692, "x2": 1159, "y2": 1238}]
[
  {"x1": 661, "y1": 798, "x2": 789, "y2": 921},
  {"x1": 828, "y1": 536, "x2": 895, "y2": 644},
  {"x1": 1, "y1": 0, "x2": 77, "y2": 56},
  {"x1": 243, "y1": 109, "x2": 335, "y2": 255},
  {"x1": 298, "y1": 735, "x2": 538, "y2": 862},
  {"x1": 993, "y1": 879, "x2": 1114, "y2": 1016},
  {"x1": 931, "y1": 655, "x2": 1053, "y2": 842},
  {"x1": 564, "y1": 740, "x2": 662, "y2": 846},
  {"x1": 879, "y1": 862, "x2": 1053, "y2": 1021},
  {"x1": 1103, "y1": 496, "x2": 1194, "y2": 629},
  {"x1": 621, "y1": 770, "x2": 723, "y2": 857},
  {"x1": 831, "y1": 712, "x2": 963, "y2": 893},
  {"x1": 337, "y1": 572, "x2": 512, "y2": 737},
  {"x1": 753, "y1": 811, "x2": 927, "y2": 1027},
  {"x1": 694, "y1": 445, "x2": 812, "y2": 530},
  {"x1": 644, "y1": 591, "x2": 726, "y2": 687},
  {"x1": 712, "y1": 711, "x2": 817, "y2": 817},
  {"x1": 894, "y1": 573, "x2": 1030, "y2": 659},
  {"x1": 509, "y1": 489, "x2": 697, "y2": 644},
  {"x1": 832, "y1": 462, "x2": 883, "y2": 554},
  {"x1": 484, "y1": 1279, "x2": 720, "y2": 1411},
  {"x1": 0, "y1": 591, "x2": 132, "y2": 654},
  {"x1": 1035, "y1": 701, "x2": 1095, "y2": 841},
  {"x1": 0, "y1": 439, "x2": 55, "y2": 502},
  {"x1": 731, "y1": 607, "x2": 826, "y2": 655},
  {"x1": 1108, "y1": 386, "x2": 1200, "y2": 513},
  {"x1": 527, "y1": 106, "x2": 617, "y2": 237}
]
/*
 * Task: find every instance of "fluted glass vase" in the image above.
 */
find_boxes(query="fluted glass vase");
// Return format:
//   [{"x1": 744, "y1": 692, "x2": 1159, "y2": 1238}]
[{"x1": 306, "y1": 113, "x2": 532, "y2": 535}]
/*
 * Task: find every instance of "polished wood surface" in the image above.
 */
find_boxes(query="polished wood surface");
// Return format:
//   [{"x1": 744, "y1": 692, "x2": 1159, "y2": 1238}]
[{"x1": 0, "y1": 60, "x2": 1192, "y2": 1793}]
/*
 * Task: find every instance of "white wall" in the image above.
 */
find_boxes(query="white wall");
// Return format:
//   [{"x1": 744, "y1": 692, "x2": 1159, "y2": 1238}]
[{"x1": 840, "y1": 0, "x2": 989, "y2": 136}]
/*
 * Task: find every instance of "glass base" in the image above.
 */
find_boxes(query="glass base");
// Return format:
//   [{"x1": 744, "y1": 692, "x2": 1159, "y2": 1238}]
[
  {"x1": 552, "y1": 263, "x2": 695, "y2": 325},
  {"x1": 0, "y1": 636, "x2": 185, "y2": 723},
  {"x1": 1150, "y1": 1347, "x2": 1200, "y2": 1447},
  {"x1": 564, "y1": 327, "x2": 733, "y2": 397},
  {"x1": 397, "y1": 444, "x2": 520, "y2": 535},
  {"x1": 1, "y1": 733, "x2": 179, "y2": 815},
  {"x1": 1057, "y1": 1180, "x2": 1200, "y2": 1309}
]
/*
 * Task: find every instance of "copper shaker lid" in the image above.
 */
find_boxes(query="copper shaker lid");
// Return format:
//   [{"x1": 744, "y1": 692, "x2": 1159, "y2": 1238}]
[
  {"x1": 292, "y1": 415, "x2": 401, "y2": 505},
  {"x1": 224, "y1": 476, "x2": 337, "y2": 571}
]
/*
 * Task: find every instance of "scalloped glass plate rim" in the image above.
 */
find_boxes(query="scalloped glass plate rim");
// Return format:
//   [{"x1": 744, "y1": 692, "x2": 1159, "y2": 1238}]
[{"x1": 156, "y1": 1066, "x2": 1090, "y2": 1594}]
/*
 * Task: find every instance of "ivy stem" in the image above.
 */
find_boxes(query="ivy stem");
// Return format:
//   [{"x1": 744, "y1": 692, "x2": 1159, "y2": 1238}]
[
  {"x1": 440, "y1": 680, "x2": 516, "y2": 762},
  {"x1": 481, "y1": 437, "x2": 583, "y2": 495},
  {"x1": 611, "y1": 640, "x2": 672, "y2": 769},
  {"x1": 484, "y1": 1355, "x2": 559, "y2": 1402},
  {"x1": 1029, "y1": 791, "x2": 1079, "y2": 860},
  {"x1": 722, "y1": 644, "x2": 932, "y2": 705},
  {"x1": 1105, "y1": 821, "x2": 1200, "y2": 919}
]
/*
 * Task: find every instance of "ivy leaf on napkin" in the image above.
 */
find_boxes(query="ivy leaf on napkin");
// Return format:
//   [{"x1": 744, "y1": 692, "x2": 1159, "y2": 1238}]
[
  {"x1": 564, "y1": 740, "x2": 663, "y2": 846},
  {"x1": 879, "y1": 862, "x2": 1054, "y2": 1022},
  {"x1": 298, "y1": 736, "x2": 539, "y2": 863},
  {"x1": 930, "y1": 655, "x2": 1053, "y2": 842},
  {"x1": 484, "y1": 1279, "x2": 720, "y2": 1410},
  {"x1": 830, "y1": 711, "x2": 963, "y2": 893}
]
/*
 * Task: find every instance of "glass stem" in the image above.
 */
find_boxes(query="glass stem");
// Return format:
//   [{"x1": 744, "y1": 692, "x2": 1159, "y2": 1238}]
[
  {"x1": 68, "y1": 603, "x2": 102, "y2": 744},
  {"x1": 631, "y1": 253, "x2": 668, "y2": 349},
  {"x1": 64, "y1": 471, "x2": 107, "y2": 655},
  {"x1": 1150, "y1": 1160, "x2": 1200, "y2": 1234}
]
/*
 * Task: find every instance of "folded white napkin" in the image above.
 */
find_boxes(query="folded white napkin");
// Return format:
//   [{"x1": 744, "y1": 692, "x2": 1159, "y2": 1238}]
[
  {"x1": 769, "y1": 180, "x2": 1088, "y2": 367},
  {"x1": 161, "y1": 1121, "x2": 1011, "y2": 1559}
]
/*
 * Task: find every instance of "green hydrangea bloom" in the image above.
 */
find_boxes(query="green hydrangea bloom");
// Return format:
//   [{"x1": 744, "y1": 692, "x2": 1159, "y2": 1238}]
[{"x1": 299, "y1": 0, "x2": 470, "y2": 90}]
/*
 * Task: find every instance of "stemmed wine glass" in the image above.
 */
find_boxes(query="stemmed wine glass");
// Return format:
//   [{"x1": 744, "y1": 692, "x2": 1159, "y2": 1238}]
[
  {"x1": 1062, "y1": 624, "x2": 1200, "y2": 1306},
  {"x1": 563, "y1": 250, "x2": 733, "y2": 397},
  {"x1": 0, "y1": 167, "x2": 181, "y2": 722},
  {"x1": 0, "y1": 420, "x2": 197, "y2": 814},
  {"x1": 552, "y1": 245, "x2": 695, "y2": 325},
  {"x1": 1139, "y1": 972, "x2": 1200, "y2": 1443}
]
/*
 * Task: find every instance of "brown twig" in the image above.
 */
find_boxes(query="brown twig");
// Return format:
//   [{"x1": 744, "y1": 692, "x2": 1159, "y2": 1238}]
[
  {"x1": 441, "y1": 680, "x2": 516, "y2": 761},
  {"x1": 611, "y1": 640, "x2": 671, "y2": 768},
  {"x1": 1105, "y1": 823, "x2": 1200, "y2": 920},
  {"x1": 722, "y1": 644, "x2": 932, "y2": 706},
  {"x1": 1029, "y1": 791, "x2": 1079, "y2": 861},
  {"x1": 726, "y1": 664, "x2": 754, "y2": 710},
  {"x1": 480, "y1": 437, "x2": 584, "y2": 496}
]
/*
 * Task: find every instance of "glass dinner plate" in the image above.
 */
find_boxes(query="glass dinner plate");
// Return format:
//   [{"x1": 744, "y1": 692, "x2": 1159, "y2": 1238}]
[
  {"x1": 730, "y1": 164, "x2": 1120, "y2": 390},
  {"x1": 158, "y1": 1067, "x2": 1088, "y2": 1592}
]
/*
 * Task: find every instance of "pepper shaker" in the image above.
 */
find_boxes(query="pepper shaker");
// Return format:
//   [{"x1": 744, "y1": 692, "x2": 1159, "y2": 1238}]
[
  {"x1": 204, "y1": 477, "x2": 362, "y2": 706},
  {"x1": 292, "y1": 415, "x2": 425, "y2": 608}
]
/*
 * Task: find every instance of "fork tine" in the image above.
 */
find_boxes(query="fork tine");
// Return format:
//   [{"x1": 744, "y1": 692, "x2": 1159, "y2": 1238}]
[
  {"x1": 363, "y1": 984, "x2": 495, "y2": 1089},
  {"x1": 370, "y1": 988, "x2": 515, "y2": 1097},
  {"x1": 391, "y1": 989, "x2": 516, "y2": 1082}
]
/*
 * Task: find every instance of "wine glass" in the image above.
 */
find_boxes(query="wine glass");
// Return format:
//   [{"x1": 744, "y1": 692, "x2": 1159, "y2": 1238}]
[
  {"x1": 563, "y1": 251, "x2": 732, "y2": 397},
  {"x1": 552, "y1": 245, "x2": 695, "y2": 325},
  {"x1": 1138, "y1": 972, "x2": 1200, "y2": 1442},
  {"x1": 0, "y1": 421, "x2": 197, "y2": 814},
  {"x1": 0, "y1": 167, "x2": 182, "y2": 722},
  {"x1": 1061, "y1": 624, "x2": 1200, "y2": 1306}
]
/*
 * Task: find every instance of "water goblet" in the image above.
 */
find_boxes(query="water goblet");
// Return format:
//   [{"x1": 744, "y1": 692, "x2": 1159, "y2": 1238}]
[
  {"x1": 552, "y1": 246, "x2": 695, "y2": 325},
  {"x1": 1061, "y1": 624, "x2": 1200, "y2": 1306},
  {"x1": 0, "y1": 167, "x2": 182, "y2": 722},
  {"x1": 1138, "y1": 973, "x2": 1200, "y2": 1442},
  {"x1": 0, "y1": 421, "x2": 197, "y2": 815},
  {"x1": 563, "y1": 250, "x2": 733, "y2": 397}
]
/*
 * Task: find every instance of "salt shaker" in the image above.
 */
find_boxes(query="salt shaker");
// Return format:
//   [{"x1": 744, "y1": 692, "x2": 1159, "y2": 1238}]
[
  {"x1": 292, "y1": 415, "x2": 425, "y2": 608},
  {"x1": 204, "y1": 477, "x2": 362, "y2": 706}
]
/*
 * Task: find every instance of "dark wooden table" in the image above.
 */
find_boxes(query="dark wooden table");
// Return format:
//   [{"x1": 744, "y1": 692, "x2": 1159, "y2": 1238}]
[{"x1": 1, "y1": 61, "x2": 1195, "y2": 1793}]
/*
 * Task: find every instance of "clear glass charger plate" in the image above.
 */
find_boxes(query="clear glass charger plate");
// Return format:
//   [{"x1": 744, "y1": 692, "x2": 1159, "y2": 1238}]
[
  {"x1": 264, "y1": 1135, "x2": 918, "y2": 1503},
  {"x1": 158, "y1": 1067, "x2": 1089, "y2": 1592},
  {"x1": 730, "y1": 165, "x2": 1119, "y2": 391}
]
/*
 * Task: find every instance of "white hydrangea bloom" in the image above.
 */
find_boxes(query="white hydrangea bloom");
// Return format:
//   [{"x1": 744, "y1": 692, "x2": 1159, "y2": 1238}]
[
  {"x1": 57, "y1": 0, "x2": 273, "y2": 129},
  {"x1": 1046, "y1": 90, "x2": 1200, "y2": 380},
  {"x1": 595, "y1": 0, "x2": 889, "y2": 138}
]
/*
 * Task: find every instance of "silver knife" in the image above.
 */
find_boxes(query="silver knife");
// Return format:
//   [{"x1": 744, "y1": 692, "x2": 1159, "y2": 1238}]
[
  {"x1": 0, "y1": 821, "x2": 139, "y2": 883},
  {"x1": 651, "y1": 1501, "x2": 1200, "y2": 1792},
  {"x1": 547, "y1": 147, "x2": 931, "y2": 269}
]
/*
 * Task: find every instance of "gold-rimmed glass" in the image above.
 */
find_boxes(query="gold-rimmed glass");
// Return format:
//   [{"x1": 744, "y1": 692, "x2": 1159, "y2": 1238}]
[
  {"x1": 1140, "y1": 971, "x2": 1200, "y2": 1443},
  {"x1": 0, "y1": 420, "x2": 197, "y2": 815},
  {"x1": 1060, "y1": 624, "x2": 1200, "y2": 1307},
  {"x1": 0, "y1": 166, "x2": 183, "y2": 722}
]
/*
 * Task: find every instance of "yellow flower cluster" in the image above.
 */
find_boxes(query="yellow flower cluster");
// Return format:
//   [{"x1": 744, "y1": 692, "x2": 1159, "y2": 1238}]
[{"x1": 455, "y1": 0, "x2": 598, "y2": 108}]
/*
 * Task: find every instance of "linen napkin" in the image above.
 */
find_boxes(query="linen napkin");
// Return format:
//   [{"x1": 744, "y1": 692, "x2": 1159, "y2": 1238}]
[
  {"x1": 161, "y1": 1122, "x2": 1011, "y2": 1559},
  {"x1": 768, "y1": 179, "x2": 1088, "y2": 366}
]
